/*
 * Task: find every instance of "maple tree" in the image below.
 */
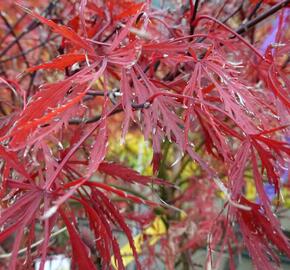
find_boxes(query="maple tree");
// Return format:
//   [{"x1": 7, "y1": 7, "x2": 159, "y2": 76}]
[{"x1": 0, "y1": 0, "x2": 289, "y2": 269}]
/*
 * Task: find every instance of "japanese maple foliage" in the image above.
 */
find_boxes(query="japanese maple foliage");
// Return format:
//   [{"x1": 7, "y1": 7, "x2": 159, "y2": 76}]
[{"x1": 0, "y1": 0, "x2": 289, "y2": 269}]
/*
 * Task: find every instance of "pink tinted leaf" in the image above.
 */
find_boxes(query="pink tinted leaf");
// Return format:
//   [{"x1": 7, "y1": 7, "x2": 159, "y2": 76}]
[
  {"x1": 9, "y1": 227, "x2": 25, "y2": 270},
  {"x1": 134, "y1": 65, "x2": 185, "y2": 150},
  {"x1": 7, "y1": 61, "x2": 102, "y2": 150}
]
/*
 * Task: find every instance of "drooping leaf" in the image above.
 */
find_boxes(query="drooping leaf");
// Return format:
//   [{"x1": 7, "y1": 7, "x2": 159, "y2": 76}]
[
  {"x1": 27, "y1": 53, "x2": 86, "y2": 72},
  {"x1": 59, "y1": 208, "x2": 97, "y2": 270},
  {"x1": 98, "y1": 161, "x2": 170, "y2": 186},
  {"x1": 21, "y1": 7, "x2": 94, "y2": 53}
]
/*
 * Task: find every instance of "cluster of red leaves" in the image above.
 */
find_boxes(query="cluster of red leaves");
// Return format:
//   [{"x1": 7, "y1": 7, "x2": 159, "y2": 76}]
[{"x1": 0, "y1": 0, "x2": 289, "y2": 269}]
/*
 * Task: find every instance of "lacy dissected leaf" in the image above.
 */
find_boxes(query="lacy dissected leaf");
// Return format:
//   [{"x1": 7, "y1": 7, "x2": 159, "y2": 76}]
[
  {"x1": 236, "y1": 197, "x2": 290, "y2": 270},
  {"x1": 1, "y1": 1, "x2": 290, "y2": 269},
  {"x1": 263, "y1": 48, "x2": 290, "y2": 109},
  {"x1": 200, "y1": 56, "x2": 257, "y2": 133},
  {"x1": 250, "y1": 134, "x2": 290, "y2": 193},
  {"x1": 6, "y1": 62, "x2": 103, "y2": 149},
  {"x1": 107, "y1": 41, "x2": 142, "y2": 66},
  {"x1": 7, "y1": 83, "x2": 87, "y2": 149},
  {"x1": 133, "y1": 65, "x2": 185, "y2": 151}
]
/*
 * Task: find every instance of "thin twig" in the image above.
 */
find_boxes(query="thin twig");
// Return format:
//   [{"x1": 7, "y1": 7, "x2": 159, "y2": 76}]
[
  {"x1": 0, "y1": 12, "x2": 30, "y2": 67},
  {"x1": 195, "y1": 1, "x2": 243, "y2": 45},
  {"x1": 0, "y1": 227, "x2": 67, "y2": 259},
  {"x1": 0, "y1": 13, "x2": 27, "y2": 45},
  {"x1": 69, "y1": 107, "x2": 121, "y2": 125},
  {"x1": 0, "y1": 0, "x2": 58, "y2": 59},
  {"x1": 0, "y1": 21, "x2": 40, "y2": 59},
  {"x1": 236, "y1": 0, "x2": 290, "y2": 35},
  {"x1": 222, "y1": 1, "x2": 244, "y2": 24},
  {"x1": 189, "y1": 0, "x2": 200, "y2": 35},
  {"x1": 0, "y1": 36, "x2": 59, "y2": 64},
  {"x1": 68, "y1": 99, "x2": 151, "y2": 125},
  {"x1": 196, "y1": 15, "x2": 265, "y2": 60},
  {"x1": 195, "y1": 0, "x2": 289, "y2": 45},
  {"x1": 247, "y1": 0, "x2": 263, "y2": 21}
]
